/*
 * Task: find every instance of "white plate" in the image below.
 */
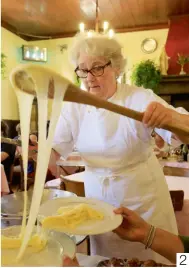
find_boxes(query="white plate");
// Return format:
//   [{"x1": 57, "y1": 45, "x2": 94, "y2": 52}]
[
  {"x1": 49, "y1": 230, "x2": 76, "y2": 258},
  {"x1": 1, "y1": 225, "x2": 76, "y2": 267},
  {"x1": 38, "y1": 197, "x2": 123, "y2": 235}
]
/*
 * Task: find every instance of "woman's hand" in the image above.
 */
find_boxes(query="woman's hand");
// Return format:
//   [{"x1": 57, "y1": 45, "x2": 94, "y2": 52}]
[
  {"x1": 29, "y1": 134, "x2": 38, "y2": 145},
  {"x1": 153, "y1": 133, "x2": 165, "y2": 149},
  {"x1": 113, "y1": 207, "x2": 150, "y2": 243},
  {"x1": 143, "y1": 102, "x2": 189, "y2": 143},
  {"x1": 143, "y1": 102, "x2": 177, "y2": 130}
]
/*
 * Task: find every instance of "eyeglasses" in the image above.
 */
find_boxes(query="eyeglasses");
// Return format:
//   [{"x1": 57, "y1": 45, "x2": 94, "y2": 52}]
[{"x1": 75, "y1": 61, "x2": 111, "y2": 78}]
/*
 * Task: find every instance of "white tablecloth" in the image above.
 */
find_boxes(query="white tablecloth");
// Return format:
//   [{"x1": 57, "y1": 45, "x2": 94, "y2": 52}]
[
  {"x1": 165, "y1": 175, "x2": 189, "y2": 199},
  {"x1": 64, "y1": 171, "x2": 85, "y2": 182},
  {"x1": 76, "y1": 253, "x2": 107, "y2": 267},
  {"x1": 159, "y1": 159, "x2": 189, "y2": 169}
]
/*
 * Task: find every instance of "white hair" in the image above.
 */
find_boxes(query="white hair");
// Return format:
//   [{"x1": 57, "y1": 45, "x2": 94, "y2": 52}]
[{"x1": 68, "y1": 32, "x2": 126, "y2": 75}]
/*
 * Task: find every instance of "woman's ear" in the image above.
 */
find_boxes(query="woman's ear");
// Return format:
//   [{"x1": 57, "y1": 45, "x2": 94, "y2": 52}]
[
  {"x1": 111, "y1": 63, "x2": 120, "y2": 79},
  {"x1": 114, "y1": 68, "x2": 120, "y2": 79}
]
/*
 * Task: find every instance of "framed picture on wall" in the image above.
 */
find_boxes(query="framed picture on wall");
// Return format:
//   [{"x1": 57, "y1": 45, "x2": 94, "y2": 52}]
[{"x1": 22, "y1": 45, "x2": 47, "y2": 62}]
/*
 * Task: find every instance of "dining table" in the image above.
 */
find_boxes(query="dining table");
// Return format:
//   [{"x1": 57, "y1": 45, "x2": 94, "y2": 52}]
[
  {"x1": 159, "y1": 158, "x2": 189, "y2": 169},
  {"x1": 61, "y1": 172, "x2": 189, "y2": 189},
  {"x1": 56, "y1": 152, "x2": 85, "y2": 177},
  {"x1": 1, "y1": 164, "x2": 10, "y2": 195}
]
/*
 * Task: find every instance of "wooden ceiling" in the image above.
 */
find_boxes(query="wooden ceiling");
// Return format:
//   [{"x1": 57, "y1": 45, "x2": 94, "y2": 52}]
[{"x1": 2, "y1": 0, "x2": 189, "y2": 41}]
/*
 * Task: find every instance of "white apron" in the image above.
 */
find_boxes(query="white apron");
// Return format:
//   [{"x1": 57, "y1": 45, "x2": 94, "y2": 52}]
[{"x1": 76, "y1": 103, "x2": 178, "y2": 263}]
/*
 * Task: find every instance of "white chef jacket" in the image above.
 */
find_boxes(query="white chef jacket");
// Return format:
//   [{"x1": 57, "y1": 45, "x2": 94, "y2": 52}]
[{"x1": 53, "y1": 84, "x2": 188, "y2": 262}]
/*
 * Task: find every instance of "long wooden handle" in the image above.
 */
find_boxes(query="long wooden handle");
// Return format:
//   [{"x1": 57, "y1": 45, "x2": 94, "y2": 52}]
[
  {"x1": 64, "y1": 84, "x2": 189, "y2": 137},
  {"x1": 64, "y1": 84, "x2": 144, "y2": 121},
  {"x1": 10, "y1": 64, "x2": 189, "y2": 137}
]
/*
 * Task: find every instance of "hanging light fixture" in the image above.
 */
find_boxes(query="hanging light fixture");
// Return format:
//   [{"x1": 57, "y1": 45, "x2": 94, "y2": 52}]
[{"x1": 79, "y1": 0, "x2": 114, "y2": 38}]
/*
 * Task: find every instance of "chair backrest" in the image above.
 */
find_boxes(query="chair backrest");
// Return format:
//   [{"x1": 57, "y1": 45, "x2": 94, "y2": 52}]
[
  {"x1": 163, "y1": 166, "x2": 189, "y2": 177},
  {"x1": 60, "y1": 176, "x2": 85, "y2": 197},
  {"x1": 169, "y1": 190, "x2": 184, "y2": 211}
]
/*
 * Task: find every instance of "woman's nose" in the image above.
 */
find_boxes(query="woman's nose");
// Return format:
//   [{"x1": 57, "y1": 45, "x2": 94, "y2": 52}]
[{"x1": 86, "y1": 71, "x2": 95, "y2": 81}]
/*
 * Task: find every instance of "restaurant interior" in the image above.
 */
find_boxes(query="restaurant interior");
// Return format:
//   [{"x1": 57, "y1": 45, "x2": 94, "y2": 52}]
[{"x1": 1, "y1": 0, "x2": 189, "y2": 267}]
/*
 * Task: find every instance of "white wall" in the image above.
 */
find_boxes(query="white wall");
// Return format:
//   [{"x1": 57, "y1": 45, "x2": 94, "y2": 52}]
[{"x1": 1, "y1": 28, "x2": 28, "y2": 119}]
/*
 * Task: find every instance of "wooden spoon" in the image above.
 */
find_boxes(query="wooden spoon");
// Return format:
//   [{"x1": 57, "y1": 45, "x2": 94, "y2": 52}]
[{"x1": 9, "y1": 64, "x2": 189, "y2": 136}]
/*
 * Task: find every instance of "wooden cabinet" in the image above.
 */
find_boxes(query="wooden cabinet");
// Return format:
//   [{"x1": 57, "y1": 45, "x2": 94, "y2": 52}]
[{"x1": 158, "y1": 75, "x2": 189, "y2": 111}]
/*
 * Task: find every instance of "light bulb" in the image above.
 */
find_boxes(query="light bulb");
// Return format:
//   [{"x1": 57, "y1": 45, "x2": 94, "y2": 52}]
[
  {"x1": 87, "y1": 31, "x2": 93, "y2": 38},
  {"x1": 79, "y1": 23, "x2": 85, "y2": 33},
  {"x1": 25, "y1": 50, "x2": 30, "y2": 58},
  {"x1": 108, "y1": 29, "x2": 114, "y2": 38},
  {"x1": 103, "y1": 21, "x2": 109, "y2": 32},
  {"x1": 32, "y1": 53, "x2": 36, "y2": 59}
]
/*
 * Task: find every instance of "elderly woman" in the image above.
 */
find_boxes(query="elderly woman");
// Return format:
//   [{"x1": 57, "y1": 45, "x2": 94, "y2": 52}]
[{"x1": 53, "y1": 33, "x2": 189, "y2": 262}]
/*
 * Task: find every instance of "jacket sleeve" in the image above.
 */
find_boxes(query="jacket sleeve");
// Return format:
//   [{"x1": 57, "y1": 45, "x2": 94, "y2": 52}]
[
  {"x1": 149, "y1": 92, "x2": 188, "y2": 145},
  {"x1": 136, "y1": 88, "x2": 189, "y2": 145},
  {"x1": 179, "y1": 235, "x2": 189, "y2": 253}
]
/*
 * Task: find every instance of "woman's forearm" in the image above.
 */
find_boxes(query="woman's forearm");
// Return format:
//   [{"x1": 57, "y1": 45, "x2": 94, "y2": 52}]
[{"x1": 142, "y1": 228, "x2": 184, "y2": 263}]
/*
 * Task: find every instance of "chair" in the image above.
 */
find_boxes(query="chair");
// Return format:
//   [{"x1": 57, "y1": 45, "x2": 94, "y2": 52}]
[
  {"x1": 60, "y1": 175, "x2": 85, "y2": 197},
  {"x1": 170, "y1": 190, "x2": 184, "y2": 211},
  {"x1": 58, "y1": 165, "x2": 84, "y2": 176}
]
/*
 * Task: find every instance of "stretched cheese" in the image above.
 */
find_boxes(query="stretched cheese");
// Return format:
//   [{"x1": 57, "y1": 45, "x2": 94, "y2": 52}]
[
  {"x1": 9, "y1": 65, "x2": 67, "y2": 261},
  {"x1": 1, "y1": 234, "x2": 47, "y2": 251},
  {"x1": 42, "y1": 203, "x2": 104, "y2": 229}
]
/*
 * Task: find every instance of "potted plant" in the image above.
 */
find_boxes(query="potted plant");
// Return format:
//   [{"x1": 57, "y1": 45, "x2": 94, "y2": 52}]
[
  {"x1": 1, "y1": 53, "x2": 7, "y2": 79},
  {"x1": 177, "y1": 53, "x2": 189, "y2": 75},
  {"x1": 131, "y1": 59, "x2": 162, "y2": 94}
]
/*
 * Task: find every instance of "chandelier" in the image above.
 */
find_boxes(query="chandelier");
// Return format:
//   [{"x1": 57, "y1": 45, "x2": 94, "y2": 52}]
[{"x1": 79, "y1": 0, "x2": 114, "y2": 38}]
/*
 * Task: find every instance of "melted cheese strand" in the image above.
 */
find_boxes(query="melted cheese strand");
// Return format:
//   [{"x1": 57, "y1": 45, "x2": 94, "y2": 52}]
[
  {"x1": 15, "y1": 90, "x2": 34, "y2": 236},
  {"x1": 17, "y1": 73, "x2": 68, "y2": 261}
]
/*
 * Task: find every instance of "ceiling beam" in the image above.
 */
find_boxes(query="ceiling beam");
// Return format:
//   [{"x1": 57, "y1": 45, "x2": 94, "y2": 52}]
[
  {"x1": 28, "y1": 31, "x2": 77, "y2": 41},
  {"x1": 2, "y1": 21, "x2": 169, "y2": 42},
  {"x1": 115, "y1": 23, "x2": 169, "y2": 34},
  {"x1": 1, "y1": 21, "x2": 31, "y2": 41},
  {"x1": 28, "y1": 22, "x2": 169, "y2": 41},
  {"x1": 169, "y1": 14, "x2": 189, "y2": 20}
]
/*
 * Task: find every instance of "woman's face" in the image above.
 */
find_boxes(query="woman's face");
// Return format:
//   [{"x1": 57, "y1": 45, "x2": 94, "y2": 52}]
[{"x1": 77, "y1": 53, "x2": 118, "y2": 99}]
